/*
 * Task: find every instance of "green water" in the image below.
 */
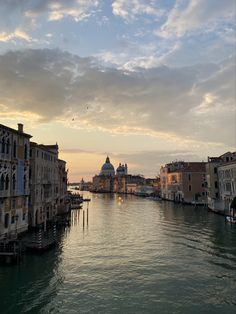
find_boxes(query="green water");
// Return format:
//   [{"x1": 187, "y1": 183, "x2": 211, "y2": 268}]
[{"x1": 1, "y1": 193, "x2": 236, "y2": 313}]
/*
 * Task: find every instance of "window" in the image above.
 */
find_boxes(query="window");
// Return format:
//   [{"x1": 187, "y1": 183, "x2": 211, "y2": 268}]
[
  {"x1": 189, "y1": 185, "x2": 192, "y2": 192},
  {"x1": 1, "y1": 137, "x2": 5, "y2": 153},
  {"x1": 6, "y1": 139, "x2": 10, "y2": 154},
  {"x1": 225, "y1": 183, "x2": 231, "y2": 192},
  {"x1": 23, "y1": 175, "x2": 26, "y2": 190},
  {"x1": 24, "y1": 144, "x2": 28, "y2": 160},
  {"x1": 188, "y1": 174, "x2": 191, "y2": 181},
  {"x1": 5, "y1": 175, "x2": 9, "y2": 190},
  {"x1": 11, "y1": 142, "x2": 16, "y2": 159},
  {"x1": 214, "y1": 181, "x2": 218, "y2": 189},
  {"x1": 11, "y1": 215, "x2": 15, "y2": 224},
  {"x1": 215, "y1": 192, "x2": 219, "y2": 198},
  {"x1": 22, "y1": 213, "x2": 26, "y2": 220},
  {"x1": 12, "y1": 174, "x2": 16, "y2": 190},
  {"x1": 214, "y1": 167, "x2": 217, "y2": 174},
  {"x1": 0, "y1": 174, "x2": 4, "y2": 190},
  {"x1": 4, "y1": 213, "x2": 9, "y2": 228},
  {"x1": 12, "y1": 199, "x2": 16, "y2": 209}
]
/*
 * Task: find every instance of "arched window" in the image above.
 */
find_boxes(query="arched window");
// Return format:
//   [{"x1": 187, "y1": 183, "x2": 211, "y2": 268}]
[
  {"x1": 12, "y1": 174, "x2": 16, "y2": 191},
  {"x1": 4, "y1": 213, "x2": 9, "y2": 229},
  {"x1": 13, "y1": 141, "x2": 17, "y2": 158},
  {"x1": 1, "y1": 138, "x2": 5, "y2": 153},
  {"x1": 24, "y1": 144, "x2": 28, "y2": 160},
  {"x1": 6, "y1": 139, "x2": 10, "y2": 154},
  {"x1": 0, "y1": 174, "x2": 4, "y2": 190},
  {"x1": 5, "y1": 174, "x2": 9, "y2": 190}
]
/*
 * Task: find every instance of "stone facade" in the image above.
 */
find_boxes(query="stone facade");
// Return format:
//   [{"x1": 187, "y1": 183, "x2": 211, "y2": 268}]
[
  {"x1": 218, "y1": 161, "x2": 236, "y2": 212},
  {"x1": 29, "y1": 143, "x2": 68, "y2": 227},
  {"x1": 0, "y1": 124, "x2": 31, "y2": 239},
  {"x1": 206, "y1": 152, "x2": 236, "y2": 213}
]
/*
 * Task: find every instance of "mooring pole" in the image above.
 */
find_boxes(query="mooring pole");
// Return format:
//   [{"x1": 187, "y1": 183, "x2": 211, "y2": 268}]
[
  {"x1": 83, "y1": 210, "x2": 85, "y2": 229},
  {"x1": 87, "y1": 203, "x2": 89, "y2": 226}
]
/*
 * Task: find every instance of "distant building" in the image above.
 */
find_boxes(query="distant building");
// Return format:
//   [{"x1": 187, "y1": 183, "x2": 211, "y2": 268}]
[
  {"x1": 160, "y1": 161, "x2": 206, "y2": 204},
  {"x1": 92, "y1": 156, "x2": 115, "y2": 192},
  {"x1": 0, "y1": 123, "x2": 31, "y2": 239},
  {"x1": 93, "y1": 157, "x2": 145, "y2": 194}
]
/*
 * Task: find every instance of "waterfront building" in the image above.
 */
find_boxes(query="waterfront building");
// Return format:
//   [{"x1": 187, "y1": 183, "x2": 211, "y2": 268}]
[
  {"x1": 92, "y1": 156, "x2": 115, "y2": 193},
  {"x1": 93, "y1": 157, "x2": 142, "y2": 194},
  {"x1": 145, "y1": 177, "x2": 161, "y2": 195},
  {"x1": 0, "y1": 124, "x2": 31, "y2": 239},
  {"x1": 206, "y1": 152, "x2": 236, "y2": 213},
  {"x1": 218, "y1": 161, "x2": 236, "y2": 212},
  {"x1": 160, "y1": 161, "x2": 206, "y2": 204},
  {"x1": 29, "y1": 142, "x2": 68, "y2": 227},
  {"x1": 57, "y1": 159, "x2": 69, "y2": 215}
]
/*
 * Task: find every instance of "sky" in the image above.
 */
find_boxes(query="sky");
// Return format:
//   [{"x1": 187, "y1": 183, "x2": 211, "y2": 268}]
[{"x1": 0, "y1": 0, "x2": 235, "y2": 182}]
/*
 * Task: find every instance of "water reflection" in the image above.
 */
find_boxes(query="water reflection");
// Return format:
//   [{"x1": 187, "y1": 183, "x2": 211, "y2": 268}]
[{"x1": 0, "y1": 193, "x2": 236, "y2": 314}]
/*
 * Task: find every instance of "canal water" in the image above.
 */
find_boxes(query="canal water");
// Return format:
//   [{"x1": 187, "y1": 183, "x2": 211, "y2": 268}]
[{"x1": 1, "y1": 193, "x2": 236, "y2": 314}]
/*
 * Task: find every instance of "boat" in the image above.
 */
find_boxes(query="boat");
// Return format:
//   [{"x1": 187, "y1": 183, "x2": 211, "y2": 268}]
[
  {"x1": 147, "y1": 196, "x2": 162, "y2": 201},
  {"x1": 82, "y1": 198, "x2": 91, "y2": 202},
  {"x1": 68, "y1": 192, "x2": 83, "y2": 209},
  {"x1": 225, "y1": 216, "x2": 236, "y2": 224}
]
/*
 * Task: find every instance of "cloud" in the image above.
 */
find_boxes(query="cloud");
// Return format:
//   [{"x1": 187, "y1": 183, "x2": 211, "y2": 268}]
[
  {"x1": 0, "y1": 49, "x2": 235, "y2": 149},
  {"x1": 158, "y1": 0, "x2": 235, "y2": 38},
  {"x1": 0, "y1": 28, "x2": 33, "y2": 42},
  {"x1": 0, "y1": 0, "x2": 100, "y2": 31},
  {"x1": 112, "y1": 0, "x2": 166, "y2": 21}
]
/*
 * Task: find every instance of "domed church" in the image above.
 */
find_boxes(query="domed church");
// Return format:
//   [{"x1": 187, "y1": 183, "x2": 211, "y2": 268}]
[{"x1": 100, "y1": 156, "x2": 115, "y2": 177}]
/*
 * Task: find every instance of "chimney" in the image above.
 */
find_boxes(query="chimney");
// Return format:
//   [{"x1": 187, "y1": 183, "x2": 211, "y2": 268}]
[{"x1": 18, "y1": 123, "x2": 23, "y2": 133}]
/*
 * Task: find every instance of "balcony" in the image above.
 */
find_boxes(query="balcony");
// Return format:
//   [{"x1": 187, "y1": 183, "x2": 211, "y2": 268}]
[{"x1": 0, "y1": 190, "x2": 11, "y2": 198}]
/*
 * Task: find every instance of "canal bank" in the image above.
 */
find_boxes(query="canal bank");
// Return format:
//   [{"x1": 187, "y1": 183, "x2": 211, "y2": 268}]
[{"x1": 0, "y1": 192, "x2": 236, "y2": 314}]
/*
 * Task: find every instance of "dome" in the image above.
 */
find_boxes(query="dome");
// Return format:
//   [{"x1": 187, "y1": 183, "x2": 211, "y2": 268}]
[
  {"x1": 100, "y1": 156, "x2": 115, "y2": 176},
  {"x1": 116, "y1": 163, "x2": 128, "y2": 176}
]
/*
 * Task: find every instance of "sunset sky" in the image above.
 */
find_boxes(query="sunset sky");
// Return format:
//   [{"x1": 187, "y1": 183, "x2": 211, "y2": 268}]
[{"x1": 0, "y1": 0, "x2": 235, "y2": 181}]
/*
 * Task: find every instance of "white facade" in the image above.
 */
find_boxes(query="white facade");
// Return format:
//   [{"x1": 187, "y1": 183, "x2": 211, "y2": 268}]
[
  {"x1": 218, "y1": 162, "x2": 236, "y2": 212},
  {"x1": 29, "y1": 143, "x2": 60, "y2": 227}
]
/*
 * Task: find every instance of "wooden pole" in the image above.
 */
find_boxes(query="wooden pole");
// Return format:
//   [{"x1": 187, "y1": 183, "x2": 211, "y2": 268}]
[
  {"x1": 83, "y1": 210, "x2": 85, "y2": 229},
  {"x1": 87, "y1": 203, "x2": 89, "y2": 226}
]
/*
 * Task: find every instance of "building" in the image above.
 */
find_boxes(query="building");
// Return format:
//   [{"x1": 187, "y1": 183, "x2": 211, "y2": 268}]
[
  {"x1": 218, "y1": 161, "x2": 236, "y2": 213},
  {"x1": 206, "y1": 152, "x2": 236, "y2": 213},
  {"x1": 57, "y1": 159, "x2": 69, "y2": 215},
  {"x1": 0, "y1": 123, "x2": 31, "y2": 239},
  {"x1": 92, "y1": 156, "x2": 115, "y2": 193},
  {"x1": 29, "y1": 142, "x2": 68, "y2": 228},
  {"x1": 160, "y1": 161, "x2": 206, "y2": 204},
  {"x1": 92, "y1": 157, "x2": 159, "y2": 195}
]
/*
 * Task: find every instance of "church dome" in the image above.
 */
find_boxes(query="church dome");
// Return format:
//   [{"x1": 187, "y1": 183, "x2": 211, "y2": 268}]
[
  {"x1": 116, "y1": 163, "x2": 128, "y2": 176},
  {"x1": 100, "y1": 156, "x2": 115, "y2": 176}
]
